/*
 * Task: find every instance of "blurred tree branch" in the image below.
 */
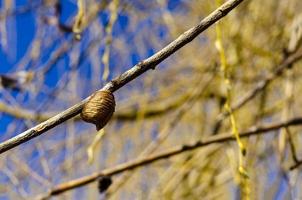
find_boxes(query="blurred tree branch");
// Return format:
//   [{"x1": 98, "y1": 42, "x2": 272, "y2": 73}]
[
  {"x1": 0, "y1": 1, "x2": 40, "y2": 20},
  {"x1": 37, "y1": 116, "x2": 302, "y2": 199}
]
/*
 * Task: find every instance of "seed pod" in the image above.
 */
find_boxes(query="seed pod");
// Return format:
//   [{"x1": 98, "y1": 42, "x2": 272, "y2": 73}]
[{"x1": 81, "y1": 90, "x2": 115, "y2": 130}]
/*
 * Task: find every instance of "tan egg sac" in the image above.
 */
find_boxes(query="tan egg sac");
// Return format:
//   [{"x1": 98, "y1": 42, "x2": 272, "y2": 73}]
[{"x1": 81, "y1": 90, "x2": 115, "y2": 130}]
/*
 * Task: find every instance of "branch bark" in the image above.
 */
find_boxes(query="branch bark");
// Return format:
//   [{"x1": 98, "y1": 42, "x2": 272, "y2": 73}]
[
  {"x1": 37, "y1": 116, "x2": 302, "y2": 199},
  {"x1": 0, "y1": 0, "x2": 245, "y2": 154}
]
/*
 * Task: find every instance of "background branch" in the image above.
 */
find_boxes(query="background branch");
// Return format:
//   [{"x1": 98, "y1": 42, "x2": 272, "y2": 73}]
[{"x1": 38, "y1": 116, "x2": 302, "y2": 199}]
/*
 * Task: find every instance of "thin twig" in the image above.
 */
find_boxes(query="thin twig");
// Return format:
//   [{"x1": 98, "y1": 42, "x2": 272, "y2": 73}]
[
  {"x1": 286, "y1": 128, "x2": 299, "y2": 163},
  {"x1": 37, "y1": 116, "x2": 302, "y2": 199},
  {"x1": 289, "y1": 161, "x2": 302, "y2": 170},
  {"x1": 287, "y1": 126, "x2": 302, "y2": 171},
  {"x1": 0, "y1": 0, "x2": 245, "y2": 154}
]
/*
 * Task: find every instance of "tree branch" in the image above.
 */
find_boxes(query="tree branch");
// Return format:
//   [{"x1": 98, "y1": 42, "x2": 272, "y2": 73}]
[
  {"x1": 290, "y1": 161, "x2": 302, "y2": 170},
  {"x1": 37, "y1": 116, "x2": 302, "y2": 199},
  {"x1": 0, "y1": 0, "x2": 245, "y2": 154}
]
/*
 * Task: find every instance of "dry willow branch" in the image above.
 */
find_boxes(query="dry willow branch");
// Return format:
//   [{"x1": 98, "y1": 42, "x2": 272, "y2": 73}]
[
  {"x1": 37, "y1": 116, "x2": 302, "y2": 199},
  {"x1": 290, "y1": 160, "x2": 302, "y2": 170},
  {"x1": 0, "y1": 0, "x2": 245, "y2": 154}
]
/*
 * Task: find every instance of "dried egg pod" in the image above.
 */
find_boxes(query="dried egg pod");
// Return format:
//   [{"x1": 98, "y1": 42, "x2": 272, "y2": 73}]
[{"x1": 81, "y1": 90, "x2": 115, "y2": 130}]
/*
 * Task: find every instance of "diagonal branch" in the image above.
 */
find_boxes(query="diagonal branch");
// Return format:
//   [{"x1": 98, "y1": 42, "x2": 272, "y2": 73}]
[
  {"x1": 37, "y1": 116, "x2": 302, "y2": 199},
  {"x1": 0, "y1": 0, "x2": 245, "y2": 154}
]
